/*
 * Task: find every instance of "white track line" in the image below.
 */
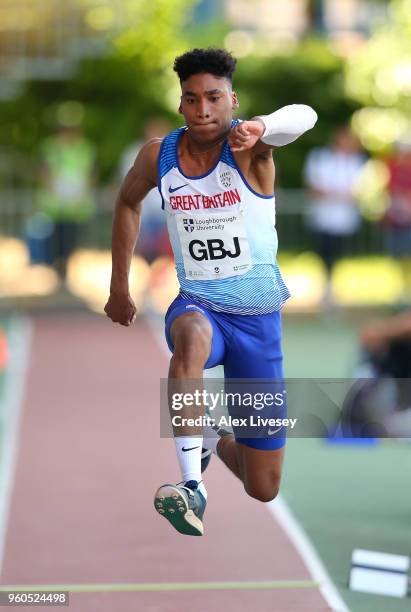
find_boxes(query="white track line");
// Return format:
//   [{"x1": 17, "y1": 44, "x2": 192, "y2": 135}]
[
  {"x1": 267, "y1": 496, "x2": 350, "y2": 612},
  {"x1": 0, "y1": 317, "x2": 32, "y2": 578},
  {"x1": 146, "y1": 312, "x2": 349, "y2": 612}
]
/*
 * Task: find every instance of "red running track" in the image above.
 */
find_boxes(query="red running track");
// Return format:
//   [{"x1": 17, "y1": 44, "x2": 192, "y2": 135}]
[{"x1": 0, "y1": 313, "x2": 331, "y2": 611}]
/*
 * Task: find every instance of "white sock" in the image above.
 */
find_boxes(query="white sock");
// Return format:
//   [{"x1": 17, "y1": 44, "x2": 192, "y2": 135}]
[
  {"x1": 174, "y1": 436, "x2": 207, "y2": 500},
  {"x1": 203, "y1": 425, "x2": 233, "y2": 457},
  {"x1": 201, "y1": 423, "x2": 228, "y2": 455}
]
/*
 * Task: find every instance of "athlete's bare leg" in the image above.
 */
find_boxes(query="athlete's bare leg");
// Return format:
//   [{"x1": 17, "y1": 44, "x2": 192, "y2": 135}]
[
  {"x1": 169, "y1": 312, "x2": 212, "y2": 437},
  {"x1": 170, "y1": 313, "x2": 284, "y2": 503},
  {"x1": 217, "y1": 438, "x2": 284, "y2": 502}
]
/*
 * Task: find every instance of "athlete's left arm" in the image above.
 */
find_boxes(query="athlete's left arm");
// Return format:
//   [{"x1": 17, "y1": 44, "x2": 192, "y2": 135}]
[{"x1": 228, "y1": 104, "x2": 318, "y2": 156}]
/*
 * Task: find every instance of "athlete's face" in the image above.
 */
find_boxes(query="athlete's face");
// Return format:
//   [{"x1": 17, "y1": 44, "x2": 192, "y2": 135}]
[{"x1": 179, "y1": 73, "x2": 238, "y2": 143}]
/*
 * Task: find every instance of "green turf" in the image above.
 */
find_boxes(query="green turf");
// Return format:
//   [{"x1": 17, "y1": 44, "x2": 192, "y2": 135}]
[
  {"x1": 282, "y1": 312, "x2": 361, "y2": 379},
  {"x1": 281, "y1": 312, "x2": 411, "y2": 612},
  {"x1": 282, "y1": 439, "x2": 411, "y2": 612}
]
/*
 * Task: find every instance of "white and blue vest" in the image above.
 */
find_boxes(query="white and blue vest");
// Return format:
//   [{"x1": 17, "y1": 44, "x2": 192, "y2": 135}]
[{"x1": 158, "y1": 123, "x2": 290, "y2": 315}]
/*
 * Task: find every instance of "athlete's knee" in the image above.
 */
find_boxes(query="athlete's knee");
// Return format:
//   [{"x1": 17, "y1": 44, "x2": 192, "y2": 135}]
[
  {"x1": 244, "y1": 474, "x2": 280, "y2": 503},
  {"x1": 170, "y1": 315, "x2": 212, "y2": 372}
]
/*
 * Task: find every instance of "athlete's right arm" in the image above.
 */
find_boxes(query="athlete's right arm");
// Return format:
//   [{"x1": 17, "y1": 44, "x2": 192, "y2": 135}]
[{"x1": 105, "y1": 139, "x2": 161, "y2": 326}]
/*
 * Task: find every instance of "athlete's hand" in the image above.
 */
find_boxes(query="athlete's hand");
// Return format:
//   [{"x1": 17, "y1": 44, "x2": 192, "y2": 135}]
[
  {"x1": 228, "y1": 120, "x2": 265, "y2": 152},
  {"x1": 104, "y1": 291, "x2": 137, "y2": 326}
]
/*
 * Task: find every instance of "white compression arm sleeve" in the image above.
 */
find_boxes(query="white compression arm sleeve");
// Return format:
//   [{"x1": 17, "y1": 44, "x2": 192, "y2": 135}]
[{"x1": 256, "y1": 104, "x2": 318, "y2": 147}]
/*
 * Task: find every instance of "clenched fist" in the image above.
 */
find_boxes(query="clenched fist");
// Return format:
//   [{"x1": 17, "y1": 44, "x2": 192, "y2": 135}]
[
  {"x1": 104, "y1": 292, "x2": 137, "y2": 326},
  {"x1": 227, "y1": 119, "x2": 265, "y2": 152}
]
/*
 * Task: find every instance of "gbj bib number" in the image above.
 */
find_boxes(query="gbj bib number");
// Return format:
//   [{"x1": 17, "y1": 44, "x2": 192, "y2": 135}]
[{"x1": 177, "y1": 212, "x2": 252, "y2": 280}]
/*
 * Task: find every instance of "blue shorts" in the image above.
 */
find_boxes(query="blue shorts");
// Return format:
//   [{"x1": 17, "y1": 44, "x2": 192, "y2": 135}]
[{"x1": 165, "y1": 294, "x2": 287, "y2": 451}]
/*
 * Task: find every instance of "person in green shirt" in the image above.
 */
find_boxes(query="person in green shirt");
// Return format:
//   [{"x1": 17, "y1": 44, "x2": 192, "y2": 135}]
[{"x1": 37, "y1": 124, "x2": 96, "y2": 278}]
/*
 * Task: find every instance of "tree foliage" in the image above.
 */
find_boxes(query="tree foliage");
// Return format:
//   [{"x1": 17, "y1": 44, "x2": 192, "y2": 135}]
[
  {"x1": 0, "y1": 0, "x2": 196, "y2": 182},
  {"x1": 234, "y1": 39, "x2": 360, "y2": 187},
  {"x1": 0, "y1": 0, "x2": 380, "y2": 186},
  {"x1": 345, "y1": 0, "x2": 411, "y2": 151}
]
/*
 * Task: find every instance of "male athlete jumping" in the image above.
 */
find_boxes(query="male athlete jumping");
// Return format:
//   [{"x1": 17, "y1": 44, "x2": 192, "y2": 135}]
[{"x1": 105, "y1": 48, "x2": 317, "y2": 536}]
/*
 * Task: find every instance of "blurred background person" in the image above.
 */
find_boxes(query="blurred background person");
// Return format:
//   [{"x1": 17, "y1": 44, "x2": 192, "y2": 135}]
[
  {"x1": 118, "y1": 117, "x2": 172, "y2": 179},
  {"x1": 341, "y1": 309, "x2": 411, "y2": 439},
  {"x1": 34, "y1": 122, "x2": 96, "y2": 279},
  {"x1": 117, "y1": 117, "x2": 171, "y2": 263},
  {"x1": 381, "y1": 135, "x2": 411, "y2": 300},
  {"x1": 382, "y1": 136, "x2": 411, "y2": 258},
  {"x1": 359, "y1": 309, "x2": 411, "y2": 379},
  {"x1": 303, "y1": 125, "x2": 367, "y2": 302}
]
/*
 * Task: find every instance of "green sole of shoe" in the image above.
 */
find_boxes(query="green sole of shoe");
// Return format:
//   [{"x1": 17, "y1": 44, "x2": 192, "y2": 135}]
[{"x1": 154, "y1": 485, "x2": 204, "y2": 536}]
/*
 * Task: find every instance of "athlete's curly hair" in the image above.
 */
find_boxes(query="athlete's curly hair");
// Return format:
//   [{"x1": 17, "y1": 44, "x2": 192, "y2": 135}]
[{"x1": 173, "y1": 48, "x2": 237, "y2": 83}]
